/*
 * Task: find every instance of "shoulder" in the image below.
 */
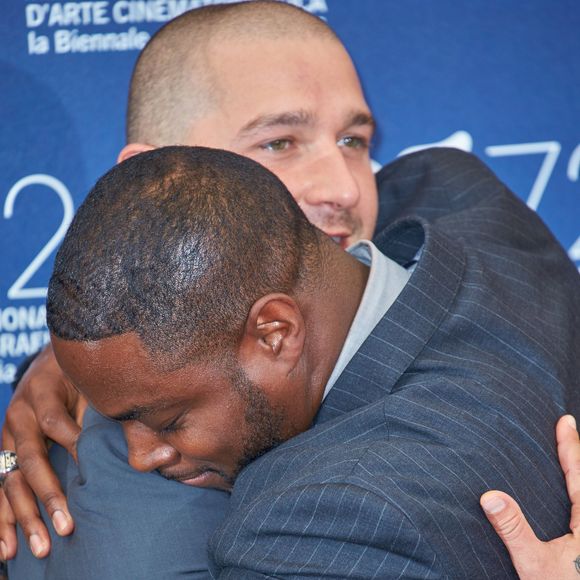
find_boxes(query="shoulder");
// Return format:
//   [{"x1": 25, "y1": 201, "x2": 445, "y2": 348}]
[
  {"x1": 211, "y1": 477, "x2": 446, "y2": 578},
  {"x1": 376, "y1": 147, "x2": 490, "y2": 190},
  {"x1": 374, "y1": 147, "x2": 520, "y2": 234}
]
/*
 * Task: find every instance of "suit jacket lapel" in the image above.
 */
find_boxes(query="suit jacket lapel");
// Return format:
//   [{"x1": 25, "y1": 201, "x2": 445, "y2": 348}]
[{"x1": 315, "y1": 217, "x2": 465, "y2": 426}]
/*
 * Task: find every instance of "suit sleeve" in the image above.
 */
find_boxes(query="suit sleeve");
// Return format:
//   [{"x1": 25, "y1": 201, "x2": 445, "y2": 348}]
[
  {"x1": 375, "y1": 148, "x2": 557, "y2": 251},
  {"x1": 210, "y1": 482, "x2": 445, "y2": 579},
  {"x1": 374, "y1": 147, "x2": 577, "y2": 284}
]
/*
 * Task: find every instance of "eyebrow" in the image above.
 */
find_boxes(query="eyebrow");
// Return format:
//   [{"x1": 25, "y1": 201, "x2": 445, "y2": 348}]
[
  {"x1": 349, "y1": 112, "x2": 377, "y2": 132},
  {"x1": 237, "y1": 109, "x2": 376, "y2": 137},
  {"x1": 238, "y1": 110, "x2": 315, "y2": 136}
]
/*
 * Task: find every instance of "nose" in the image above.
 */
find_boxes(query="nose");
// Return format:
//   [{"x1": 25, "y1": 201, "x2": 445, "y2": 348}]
[
  {"x1": 124, "y1": 422, "x2": 179, "y2": 473},
  {"x1": 302, "y1": 148, "x2": 361, "y2": 210}
]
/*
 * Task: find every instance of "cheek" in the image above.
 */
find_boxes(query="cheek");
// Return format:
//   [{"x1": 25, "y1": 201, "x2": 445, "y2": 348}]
[
  {"x1": 173, "y1": 399, "x2": 251, "y2": 460},
  {"x1": 362, "y1": 190, "x2": 379, "y2": 224},
  {"x1": 355, "y1": 168, "x2": 379, "y2": 232}
]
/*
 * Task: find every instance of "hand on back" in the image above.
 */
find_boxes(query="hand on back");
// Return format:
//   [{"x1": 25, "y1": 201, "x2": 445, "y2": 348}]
[{"x1": 482, "y1": 415, "x2": 580, "y2": 579}]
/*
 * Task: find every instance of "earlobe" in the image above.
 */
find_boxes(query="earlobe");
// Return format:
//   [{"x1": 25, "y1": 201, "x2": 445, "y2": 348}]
[{"x1": 117, "y1": 142, "x2": 156, "y2": 164}]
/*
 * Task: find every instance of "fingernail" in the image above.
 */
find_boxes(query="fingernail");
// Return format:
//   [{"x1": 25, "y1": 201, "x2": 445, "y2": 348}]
[
  {"x1": 481, "y1": 495, "x2": 506, "y2": 515},
  {"x1": 52, "y1": 509, "x2": 69, "y2": 534},
  {"x1": 29, "y1": 533, "x2": 46, "y2": 558},
  {"x1": 0, "y1": 540, "x2": 6, "y2": 560},
  {"x1": 566, "y1": 415, "x2": 577, "y2": 429}
]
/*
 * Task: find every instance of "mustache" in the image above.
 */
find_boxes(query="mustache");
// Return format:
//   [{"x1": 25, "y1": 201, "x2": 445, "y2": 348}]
[{"x1": 306, "y1": 208, "x2": 361, "y2": 234}]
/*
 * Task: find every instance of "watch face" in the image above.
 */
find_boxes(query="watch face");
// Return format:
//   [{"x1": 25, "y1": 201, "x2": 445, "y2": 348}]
[{"x1": 0, "y1": 451, "x2": 17, "y2": 475}]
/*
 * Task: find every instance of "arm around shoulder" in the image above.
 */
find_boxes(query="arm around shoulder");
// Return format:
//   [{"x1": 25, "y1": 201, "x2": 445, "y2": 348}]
[
  {"x1": 0, "y1": 342, "x2": 82, "y2": 559},
  {"x1": 210, "y1": 481, "x2": 444, "y2": 579}
]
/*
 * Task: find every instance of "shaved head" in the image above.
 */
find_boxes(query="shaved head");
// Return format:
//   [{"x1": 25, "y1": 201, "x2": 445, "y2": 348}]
[
  {"x1": 127, "y1": 1, "x2": 340, "y2": 145},
  {"x1": 123, "y1": 0, "x2": 379, "y2": 247}
]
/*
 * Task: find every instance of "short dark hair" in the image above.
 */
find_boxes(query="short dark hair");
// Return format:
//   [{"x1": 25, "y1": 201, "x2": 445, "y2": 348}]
[
  {"x1": 127, "y1": 0, "x2": 340, "y2": 144},
  {"x1": 47, "y1": 146, "x2": 320, "y2": 368}
]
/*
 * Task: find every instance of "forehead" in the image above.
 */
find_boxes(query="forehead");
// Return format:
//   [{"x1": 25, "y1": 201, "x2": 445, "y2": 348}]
[
  {"x1": 51, "y1": 333, "x2": 224, "y2": 418},
  {"x1": 184, "y1": 36, "x2": 371, "y2": 144}
]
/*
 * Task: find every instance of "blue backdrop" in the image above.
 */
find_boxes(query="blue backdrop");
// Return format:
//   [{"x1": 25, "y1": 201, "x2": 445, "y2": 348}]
[{"x1": 1, "y1": 0, "x2": 578, "y2": 421}]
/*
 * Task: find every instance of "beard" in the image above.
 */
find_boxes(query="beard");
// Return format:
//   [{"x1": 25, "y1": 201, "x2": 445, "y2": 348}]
[
  {"x1": 228, "y1": 365, "x2": 286, "y2": 484},
  {"x1": 157, "y1": 364, "x2": 288, "y2": 491}
]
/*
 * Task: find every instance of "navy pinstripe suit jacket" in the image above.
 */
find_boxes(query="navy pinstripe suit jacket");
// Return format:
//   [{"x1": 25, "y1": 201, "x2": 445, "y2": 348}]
[{"x1": 208, "y1": 148, "x2": 580, "y2": 579}]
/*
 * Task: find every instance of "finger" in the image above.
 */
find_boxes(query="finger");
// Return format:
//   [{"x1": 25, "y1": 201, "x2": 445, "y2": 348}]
[
  {"x1": 480, "y1": 490, "x2": 543, "y2": 563},
  {"x1": 0, "y1": 420, "x2": 19, "y2": 559},
  {"x1": 4, "y1": 400, "x2": 74, "y2": 533},
  {"x1": 556, "y1": 415, "x2": 580, "y2": 531},
  {"x1": 2, "y1": 390, "x2": 77, "y2": 544},
  {"x1": 0, "y1": 490, "x2": 18, "y2": 560},
  {"x1": 22, "y1": 386, "x2": 82, "y2": 461},
  {"x1": 0, "y1": 423, "x2": 16, "y2": 464},
  {"x1": 8, "y1": 436, "x2": 74, "y2": 540},
  {"x1": 8, "y1": 342, "x2": 81, "y2": 459},
  {"x1": 2, "y1": 471, "x2": 51, "y2": 558},
  {"x1": 75, "y1": 395, "x2": 89, "y2": 430}
]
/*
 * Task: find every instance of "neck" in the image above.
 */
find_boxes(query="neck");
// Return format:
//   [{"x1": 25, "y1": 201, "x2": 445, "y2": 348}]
[{"x1": 303, "y1": 238, "x2": 369, "y2": 417}]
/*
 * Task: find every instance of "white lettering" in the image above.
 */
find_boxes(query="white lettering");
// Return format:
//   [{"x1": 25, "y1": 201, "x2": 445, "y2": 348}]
[
  {"x1": 286, "y1": 0, "x2": 328, "y2": 14},
  {"x1": 4, "y1": 175, "x2": 74, "y2": 299},
  {"x1": 28, "y1": 2, "x2": 111, "y2": 27},
  {"x1": 112, "y1": 0, "x2": 198, "y2": 24},
  {"x1": 0, "y1": 362, "x2": 17, "y2": 385},
  {"x1": 48, "y1": 3, "x2": 66, "y2": 26},
  {"x1": 27, "y1": 31, "x2": 50, "y2": 54},
  {"x1": 25, "y1": 3, "x2": 50, "y2": 27},
  {"x1": 93, "y1": 1, "x2": 110, "y2": 23},
  {"x1": 54, "y1": 27, "x2": 149, "y2": 53},
  {"x1": 0, "y1": 331, "x2": 50, "y2": 358},
  {"x1": 0, "y1": 306, "x2": 47, "y2": 333},
  {"x1": 305, "y1": 0, "x2": 328, "y2": 12},
  {"x1": 0, "y1": 336, "x2": 14, "y2": 360},
  {"x1": 485, "y1": 141, "x2": 561, "y2": 211},
  {"x1": 111, "y1": 0, "x2": 130, "y2": 22},
  {"x1": 398, "y1": 130, "x2": 474, "y2": 158},
  {"x1": 568, "y1": 144, "x2": 580, "y2": 182}
]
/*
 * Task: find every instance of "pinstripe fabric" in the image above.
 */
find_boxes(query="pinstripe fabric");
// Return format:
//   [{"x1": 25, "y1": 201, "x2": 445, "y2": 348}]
[{"x1": 209, "y1": 148, "x2": 580, "y2": 579}]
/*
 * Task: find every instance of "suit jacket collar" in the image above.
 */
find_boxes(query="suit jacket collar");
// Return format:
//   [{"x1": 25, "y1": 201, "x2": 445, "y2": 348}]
[{"x1": 314, "y1": 217, "x2": 465, "y2": 425}]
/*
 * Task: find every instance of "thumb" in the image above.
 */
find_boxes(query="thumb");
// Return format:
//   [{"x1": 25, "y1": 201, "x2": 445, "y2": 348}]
[{"x1": 480, "y1": 490, "x2": 542, "y2": 560}]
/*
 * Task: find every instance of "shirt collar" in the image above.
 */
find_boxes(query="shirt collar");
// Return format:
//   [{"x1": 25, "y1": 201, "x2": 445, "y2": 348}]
[{"x1": 322, "y1": 239, "x2": 412, "y2": 400}]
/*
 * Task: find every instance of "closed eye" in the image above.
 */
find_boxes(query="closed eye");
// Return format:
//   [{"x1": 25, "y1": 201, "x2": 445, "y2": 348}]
[{"x1": 158, "y1": 414, "x2": 184, "y2": 435}]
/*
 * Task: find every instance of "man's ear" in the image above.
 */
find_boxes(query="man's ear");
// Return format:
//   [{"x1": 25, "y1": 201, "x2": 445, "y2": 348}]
[
  {"x1": 117, "y1": 143, "x2": 156, "y2": 164},
  {"x1": 239, "y1": 294, "x2": 305, "y2": 375}
]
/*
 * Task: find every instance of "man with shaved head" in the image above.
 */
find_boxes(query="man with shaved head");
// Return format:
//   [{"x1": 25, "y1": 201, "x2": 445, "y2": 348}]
[
  {"x1": 3, "y1": 2, "x2": 580, "y2": 579},
  {"x1": 124, "y1": 0, "x2": 377, "y2": 247}
]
